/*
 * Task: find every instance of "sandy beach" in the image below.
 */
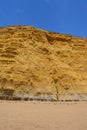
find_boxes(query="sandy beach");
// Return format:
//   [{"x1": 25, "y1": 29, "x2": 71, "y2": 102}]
[{"x1": 0, "y1": 101, "x2": 87, "y2": 130}]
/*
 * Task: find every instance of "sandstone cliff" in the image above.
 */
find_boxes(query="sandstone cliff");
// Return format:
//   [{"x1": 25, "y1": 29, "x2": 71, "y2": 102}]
[{"x1": 0, "y1": 25, "x2": 87, "y2": 101}]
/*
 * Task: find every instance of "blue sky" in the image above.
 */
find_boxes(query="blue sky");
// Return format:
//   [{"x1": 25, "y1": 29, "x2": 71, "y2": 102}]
[{"x1": 0, "y1": 0, "x2": 87, "y2": 37}]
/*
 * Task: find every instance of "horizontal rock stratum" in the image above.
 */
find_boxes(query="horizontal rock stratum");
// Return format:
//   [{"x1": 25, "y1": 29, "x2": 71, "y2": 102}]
[{"x1": 0, "y1": 25, "x2": 87, "y2": 101}]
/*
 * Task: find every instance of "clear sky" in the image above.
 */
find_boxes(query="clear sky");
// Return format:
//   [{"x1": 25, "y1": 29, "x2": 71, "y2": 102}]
[{"x1": 0, "y1": 0, "x2": 87, "y2": 37}]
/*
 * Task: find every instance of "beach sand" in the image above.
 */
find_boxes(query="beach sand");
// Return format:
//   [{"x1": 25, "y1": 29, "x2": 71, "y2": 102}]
[{"x1": 0, "y1": 101, "x2": 87, "y2": 130}]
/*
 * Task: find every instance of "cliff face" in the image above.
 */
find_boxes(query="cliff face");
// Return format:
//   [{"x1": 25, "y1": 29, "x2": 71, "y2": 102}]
[{"x1": 0, "y1": 25, "x2": 87, "y2": 100}]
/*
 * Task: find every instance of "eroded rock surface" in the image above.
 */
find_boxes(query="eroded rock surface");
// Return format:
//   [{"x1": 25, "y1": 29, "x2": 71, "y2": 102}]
[{"x1": 0, "y1": 25, "x2": 87, "y2": 100}]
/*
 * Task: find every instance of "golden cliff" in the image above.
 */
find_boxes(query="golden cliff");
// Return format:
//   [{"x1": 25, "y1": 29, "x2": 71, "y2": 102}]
[{"x1": 0, "y1": 25, "x2": 87, "y2": 101}]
